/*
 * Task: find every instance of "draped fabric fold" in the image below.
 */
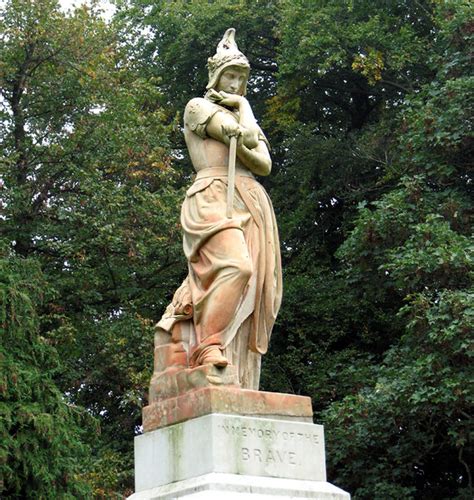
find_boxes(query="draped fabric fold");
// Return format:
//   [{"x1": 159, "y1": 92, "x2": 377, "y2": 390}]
[{"x1": 157, "y1": 166, "x2": 282, "y2": 389}]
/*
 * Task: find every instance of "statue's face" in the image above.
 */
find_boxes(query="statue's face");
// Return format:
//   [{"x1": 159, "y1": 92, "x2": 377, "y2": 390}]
[{"x1": 216, "y1": 66, "x2": 247, "y2": 95}]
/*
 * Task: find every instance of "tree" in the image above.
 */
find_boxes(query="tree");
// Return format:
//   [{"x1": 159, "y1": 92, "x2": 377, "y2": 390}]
[
  {"x1": 1, "y1": 0, "x2": 183, "y2": 494},
  {"x1": 0, "y1": 247, "x2": 95, "y2": 498},
  {"x1": 321, "y1": 2, "x2": 473, "y2": 497}
]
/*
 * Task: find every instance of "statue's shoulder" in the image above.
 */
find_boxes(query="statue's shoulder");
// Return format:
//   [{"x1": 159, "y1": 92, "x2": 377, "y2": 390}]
[
  {"x1": 184, "y1": 97, "x2": 218, "y2": 125},
  {"x1": 185, "y1": 97, "x2": 216, "y2": 113},
  {"x1": 184, "y1": 98, "x2": 222, "y2": 139}
]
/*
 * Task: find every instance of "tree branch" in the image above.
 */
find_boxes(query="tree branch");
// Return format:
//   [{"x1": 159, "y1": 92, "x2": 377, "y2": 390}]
[
  {"x1": 380, "y1": 79, "x2": 413, "y2": 94},
  {"x1": 458, "y1": 447, "x2": 472, "y2": 489}
]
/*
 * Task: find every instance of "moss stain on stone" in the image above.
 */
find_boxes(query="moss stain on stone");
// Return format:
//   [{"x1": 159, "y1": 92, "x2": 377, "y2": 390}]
[{"x1": 168, "y1": 421, "x2": 185, "y2": 480}]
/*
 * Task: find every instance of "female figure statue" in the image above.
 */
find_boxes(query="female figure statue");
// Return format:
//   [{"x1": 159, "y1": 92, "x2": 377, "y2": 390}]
[{"x1": 157, "y1": 28, "x2": 282, "y2": 390}]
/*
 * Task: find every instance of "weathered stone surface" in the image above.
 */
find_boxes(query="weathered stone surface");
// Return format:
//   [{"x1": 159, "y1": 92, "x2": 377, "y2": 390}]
[
  {"x1": 129, "y1": 472, "x2": 351, "y2": 499},
  {"x1": 153, "y1": 343, "x2": 187, "y2": 374},
  {"x1": 143, "y1": 386, "x2": 313, "y2": 432},
  {"x1": 176, "y1": 364, "x2": 239, "y2": 393},
  {"x1": 149, "y1": 364, "x2": 240, "y2": 403},
  {"x1": 135, "y1": 414, "x2": 327, "y2": 492}
]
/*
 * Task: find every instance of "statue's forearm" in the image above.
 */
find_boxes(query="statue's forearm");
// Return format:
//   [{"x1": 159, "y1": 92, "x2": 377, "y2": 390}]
[
  {"x1": 237, "y1": 142, "x2": 272, "y2": 176},
  {"x1": 238, "y1": 99, "x2": 260, "y2": 150}
]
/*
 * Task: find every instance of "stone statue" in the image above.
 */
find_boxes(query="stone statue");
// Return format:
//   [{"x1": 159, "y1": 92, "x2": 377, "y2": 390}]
[
  {"x1": 154, "y1": 28, "x2": 282, "y2": 390},
  {"x1": 135, "y1": 32, "x2": 349, "y2": 500}
]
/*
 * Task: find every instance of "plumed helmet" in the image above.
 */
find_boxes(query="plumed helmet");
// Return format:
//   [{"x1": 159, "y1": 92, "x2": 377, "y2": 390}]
[{"x1": 206, "y1": 28, "x2": 250, "y2": 95}]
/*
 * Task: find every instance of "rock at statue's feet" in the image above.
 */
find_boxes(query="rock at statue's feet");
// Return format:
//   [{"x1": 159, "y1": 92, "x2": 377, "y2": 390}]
[{"x1": 149, "y1": 363, "x2": 239, "y2": 403}]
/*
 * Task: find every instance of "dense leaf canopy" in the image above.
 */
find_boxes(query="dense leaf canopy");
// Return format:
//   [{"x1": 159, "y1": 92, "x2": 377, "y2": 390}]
[{"x1": 1, "y1": 0, "x2": 472, "y2": 498}]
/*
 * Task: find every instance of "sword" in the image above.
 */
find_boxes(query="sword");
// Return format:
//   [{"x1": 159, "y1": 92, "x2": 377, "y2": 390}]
[{"x1": 226, "y1": 135, "x2": 237, "y2": 218}]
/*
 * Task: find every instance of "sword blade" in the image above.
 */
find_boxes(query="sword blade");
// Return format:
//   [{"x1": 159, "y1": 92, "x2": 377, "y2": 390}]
[{"x1": 226, "y1": 135, "x2": 237, "y2": 218}]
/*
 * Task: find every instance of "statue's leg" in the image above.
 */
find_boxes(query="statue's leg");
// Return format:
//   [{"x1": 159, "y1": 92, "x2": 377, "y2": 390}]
[{"x1": 189, "y1": 227, "x2": 252, "y2": 367}]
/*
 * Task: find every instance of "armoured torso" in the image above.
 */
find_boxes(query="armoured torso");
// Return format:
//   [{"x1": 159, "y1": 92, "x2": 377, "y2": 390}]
[{"x1": 183, "y1": 97, "x2": 246, "y2": 172}]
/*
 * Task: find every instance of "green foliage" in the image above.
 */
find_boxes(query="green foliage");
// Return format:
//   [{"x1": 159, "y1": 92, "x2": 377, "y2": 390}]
[
  {"x1": 322, "y1": 2, "x2": 474, "y2": 497},
  {"x1": 1, "y1": 0, "x2": 183, "y2": 495},
  {"x1": 2, "y1": 0, "x2": 473, "y2": 497},
  {"x1": 274, "y1": 0, "x2": 434, "y2": 132},
  {"x1": 0, "y1": 247, "x2": 95, "y2": 498},
  {"x1": 324, "y1": 288, "x2": 473, "y2": 499}
]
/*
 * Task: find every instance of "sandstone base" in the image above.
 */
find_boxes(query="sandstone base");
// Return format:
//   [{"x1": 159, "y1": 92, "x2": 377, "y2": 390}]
[
  {"x1": 143, "y1": 384, "x2": 313, "y2": 432},
  {"x1": 128, "y1": 472, "x2": 350, "y2": 499}
]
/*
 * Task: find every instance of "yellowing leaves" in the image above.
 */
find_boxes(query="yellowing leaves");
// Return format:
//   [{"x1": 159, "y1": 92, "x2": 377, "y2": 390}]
[
  {"x1": 352, "y1": 48, "x2": 384, "y2": 85},
  {"x1": 151, "y1": 160, "x2": 169, "y2": 171},
  {"x1": 265, "y1": 93, "x2": 300, "y2": 132},
  {"x1": 127, "y1": 169, "x2": 147, "y2": 179}
]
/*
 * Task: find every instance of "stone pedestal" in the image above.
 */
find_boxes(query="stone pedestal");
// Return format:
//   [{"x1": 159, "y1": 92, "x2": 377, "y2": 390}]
[
  {"x1": 129, "y1": 368, "x2": 350, "y2": 499},
  {"x1": 130, "y1": 473, "x2": 349, "y2": 499}
]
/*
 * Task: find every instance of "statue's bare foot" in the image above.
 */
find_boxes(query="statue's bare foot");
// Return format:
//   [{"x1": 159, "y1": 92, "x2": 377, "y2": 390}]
[{"x1": 202, "y1": 347, "x2": 229, "y2": 368}]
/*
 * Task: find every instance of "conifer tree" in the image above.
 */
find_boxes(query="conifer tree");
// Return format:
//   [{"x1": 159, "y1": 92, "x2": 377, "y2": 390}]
[{"x1": 0, "y1": 248, "x2": 94, "y2": 498}]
